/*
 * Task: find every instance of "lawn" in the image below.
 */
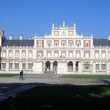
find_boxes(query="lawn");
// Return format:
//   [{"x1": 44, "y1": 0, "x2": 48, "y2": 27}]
[
  {"x1": 60, "y1": 75, "x2": 110, "y2": 79},
  {"x1": 0, "y1": 85, "x2": 110, "y2": 110},
  {"x1": 0, "y1": 74, "x2": 19, "y2": 77}
]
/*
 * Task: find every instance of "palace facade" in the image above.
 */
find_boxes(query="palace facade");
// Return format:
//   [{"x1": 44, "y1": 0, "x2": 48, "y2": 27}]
[{"x1": 0, "y1": 21, "x2": 110, "y2": 74}]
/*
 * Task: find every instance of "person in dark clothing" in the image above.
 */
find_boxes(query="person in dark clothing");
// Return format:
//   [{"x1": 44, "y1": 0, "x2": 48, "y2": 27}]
[{"x1": 19, "y1": 70, "x2": 24, "y2": 80}]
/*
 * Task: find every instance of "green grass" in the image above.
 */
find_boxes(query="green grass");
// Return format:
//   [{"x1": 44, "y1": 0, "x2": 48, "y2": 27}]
[
  {"x1": 60, "y1": 75, "x2": 110, "y2": 79},
  {"x1": 0, "y1": 74, "x2": 19, "y2": 77},
  {"x1": 1, "y1": 85, "x2": 110, "y2": 110}
]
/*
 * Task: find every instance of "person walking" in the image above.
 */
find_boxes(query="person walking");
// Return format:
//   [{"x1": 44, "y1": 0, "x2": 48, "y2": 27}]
[{"x1": 19, "y1": 70, "x2": 24, "y2": 80}]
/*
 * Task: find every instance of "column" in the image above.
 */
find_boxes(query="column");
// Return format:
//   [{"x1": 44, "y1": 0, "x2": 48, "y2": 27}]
[
  {"x1": 13, "y1": 49, "x2": 15, "y2": 59},
  {"x1": 73, "y1": 62, "x2": 76, "y2": 71},
  {"x1": 106, "y1": 49, "x2": 108, "y2": 59},
  {"x1": 52, "y1": 40, "x2": 54, "y2": 48},
  {"x1": 59, "y1": 50, "x2": 61, "y2": 57},
  {"x1": 20, "y1": 49, "x2": 21, "y2": 59},
  {"x1": 6, "y1": 61, "x2": 9, "y2": 72},
  {"x1": 59, "y1": 40, "x2": 61, "y2": 48},
  {"x1": 99, "y1": 61, "x2": 102, "y2": 71},
  {"x1": 79, "y1": 62, "x2": 82, "y2": 73},
  {"x1": 50, "y1": 61, "x2": 53, "y2": 71},
  {"x1": 13, "y1": 61, "x2": 15, "y2": 69},
  {"x1": 34, "y1": 39, "x2": 36, "y2": 48},
  {"x1": 42, "y1": 61, "x2": 45, "y2": 73},
  {"x1": 26, "y1": 61, "x2": 28, "y2": 69},
  {"x1": 26, "y1": 49, "x2": 28, "y2": 59},
  {"x1": 107, "y1": 62, "x2": 109, "y2": 74},
  {"x1": 66, "y1": 50, "x2": 68, "y2": 57},
  {"x1": 81, "y1": 50, "x2": 83, "y2": 58},
  {"x1": 19, "y1": 61, "x2": 23, "y2": 71},
  {"x1": 92, "y1": 62, "x2": 96, "y2": 73}
]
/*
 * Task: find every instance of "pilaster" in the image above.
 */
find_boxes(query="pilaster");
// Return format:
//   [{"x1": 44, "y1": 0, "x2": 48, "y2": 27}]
[{"x1": 6, "y1": 61, "x2": 9, "y2": 72}]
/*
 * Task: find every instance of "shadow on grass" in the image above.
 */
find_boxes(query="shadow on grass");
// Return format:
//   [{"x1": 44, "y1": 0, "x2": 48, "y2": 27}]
[{"x1": 0, "y1": 82, "x2": 110, "y2": 110}]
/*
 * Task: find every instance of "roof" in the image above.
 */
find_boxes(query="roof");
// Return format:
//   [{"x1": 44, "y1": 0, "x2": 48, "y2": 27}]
[
  {"x1": 2, "y1": 39, "x2": 34, "y2": 46},
  {"x1": 93, "y1": 39, "x2": 110, "y2": 46}
]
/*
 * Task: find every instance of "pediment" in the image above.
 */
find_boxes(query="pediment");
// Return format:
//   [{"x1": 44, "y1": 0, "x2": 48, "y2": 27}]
[{"x1": 61, "y1": 31, "x2": 66, "y2": 36}]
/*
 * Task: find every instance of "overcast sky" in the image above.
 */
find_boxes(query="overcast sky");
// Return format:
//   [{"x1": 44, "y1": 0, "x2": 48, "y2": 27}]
[{"x1": 0, "y1": 0, "x2": 110, "y2": 39}]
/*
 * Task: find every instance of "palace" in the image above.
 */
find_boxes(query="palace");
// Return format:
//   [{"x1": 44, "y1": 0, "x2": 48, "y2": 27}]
[{"x1": 0, "y1": 21, "x2": 110, "y2": 74}]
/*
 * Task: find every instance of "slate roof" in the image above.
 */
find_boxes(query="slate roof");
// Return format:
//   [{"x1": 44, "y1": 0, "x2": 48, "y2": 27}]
[
  {"x1": 2, "y1": 39, "x2": 110, "y2": 47},
  {"x1": 2, "y1": 39, "x2": 34, "y2": 46},
  {"x1": 93, "y1": 39, "x2": 110, "y2": 46}
]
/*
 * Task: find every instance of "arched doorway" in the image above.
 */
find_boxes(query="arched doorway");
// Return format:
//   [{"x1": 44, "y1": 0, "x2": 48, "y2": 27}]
[
  {"x1": 68, "y1": 61, "x2": 73, "y2": 71},
  {"x1": 45, "y1": 61, "x2": 50, "y2": 71},
  {"x1": 53, "y1": 61, "x2": 57, "y2": 71},
  {"x1": 76, "y1": 61, "x2": 79, "y2": 71}
]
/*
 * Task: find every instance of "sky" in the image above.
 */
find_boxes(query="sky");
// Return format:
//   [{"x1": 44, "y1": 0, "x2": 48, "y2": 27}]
[{"x1": 0, "y1": 0, "x2": 110, "y2": 39}]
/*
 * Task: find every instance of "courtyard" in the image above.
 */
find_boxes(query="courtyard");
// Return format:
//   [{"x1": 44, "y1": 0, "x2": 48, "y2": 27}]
[{"x1": 0, "y1": 74, "x2": 110, "y2": 110}]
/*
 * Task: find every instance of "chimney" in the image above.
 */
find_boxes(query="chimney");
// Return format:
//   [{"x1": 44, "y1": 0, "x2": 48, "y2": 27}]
[
  {"x1": 108, "y1": 35, "x2": 110, "y2": 40},
  {"x1": 19, "y1": 35, "x2": 22, "y2": 40},
  {"x1": 9, "y1": 35, "x2": 12, "y2": 40}
]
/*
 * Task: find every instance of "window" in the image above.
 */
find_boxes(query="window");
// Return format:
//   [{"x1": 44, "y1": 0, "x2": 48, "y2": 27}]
[
  {"x1": 15, "y1": 52, "x2": 19, "y2": 59},
  {"x1": 70, "y1": 42, "x2": 72, "y2": 47},
  {"x1": 85, "y1": 53, "x2": 89, "y2": 58},
  {"x1": 48, "y1": 53, "x2": 51, "y2": 57},
  {"x1": 22, "y1": 52, "x2": 25, "y2": 59},
  {"x1": 38, "y1": 41, "x2": 42, "y2": 47},
  {"x1": 62, "y1": 42, "x2": 65, "y2": 47},
  {"x1": 15, "y1": 63, "x2": 19, "y2": 69},
  {"x1": 9, "y1": 53, "x2": 12, "y2": 58},
  {"x1": 77, "y1": 42, "x2": 80, "y2": 47},
  {"x1": 96, "y1": 64, "x2": 99, "y2": 70},
  {"x1": 62, "y1": 53, "x2": 65, "y2": 57},
  {"x1": 2, "y1": 63, "x2": 6, "y2": 69},
  {"x1": 102, "y1": 53, "x2": 105, "y2": 58},
  {"x1": 38, "y1": 53, "x2": 42, "y2": 57},
  {"x1": 102, "y1": 64, "x2": 106, "y2": 70},
  {"x1": 55, "y1": 42, "x2": 58, "y2": 47},
  {"x1": 22, "y1": 63, "x2": 26, "y2": 69},
  {"x1": 85, "y1": 63, "x2": 89, "y2": 70},
  {"x1": 48, "y1": 42, "x2": 50, "y2": 47},
  {"x1": 3, "y1": 52, "x2": 6, "y2": 57},
  {"x1": 9, "y1": 63, "x2": 12, "y2": 69},
  {"x1": 86, "y1": 42, "x2": 89, "y2": 48},
  {"x1": 28, "y1": 63, "x2": 33, "y2": 69},
  {"x1": 29, "y1": 53, "x2": 32, "y2": 58},
  {"x1": 69, "y1": 53, "x2": 72, "y2": 57},
  {"x1": 77, "y1": 53, "x2": 80, "y2": 57},
  {"x1": 54, "y1": 31, "x2": 59, "y2": 36},
  {"x1": 55, "y1": 52, "x2": 58, "y2": 57},
  {"x1": 95, "y1": 53, "x2": 99, "y2": 58}
]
